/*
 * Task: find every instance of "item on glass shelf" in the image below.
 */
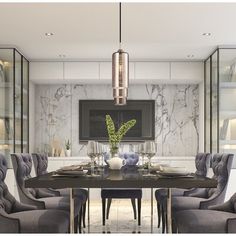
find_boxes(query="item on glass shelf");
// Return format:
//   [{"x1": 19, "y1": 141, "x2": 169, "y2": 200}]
[{"x1": 105, "y1": 114, "x2": 136, "y2": 157}]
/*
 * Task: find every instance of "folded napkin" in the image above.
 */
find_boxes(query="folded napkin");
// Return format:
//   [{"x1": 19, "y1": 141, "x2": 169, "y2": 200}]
[{"x1": 58, "y1": 165, "x2": 84, "y2": 171}]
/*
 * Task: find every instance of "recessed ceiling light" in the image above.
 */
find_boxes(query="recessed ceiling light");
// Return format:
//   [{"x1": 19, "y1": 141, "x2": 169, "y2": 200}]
[
  {"x1": 202, "y1": 33, "x2": 211, "y2": 36},
  {"x1": 45, "y1": 32, "x2": 54, "y2": 36},
  {"x1": 187, "y1": 54, "x2": 194, "y2": 58}
]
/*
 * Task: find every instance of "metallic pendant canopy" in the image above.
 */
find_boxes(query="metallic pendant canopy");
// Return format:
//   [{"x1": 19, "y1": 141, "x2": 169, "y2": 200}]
[{"x1": 112, "y1": 3, "x2": 129, "y2": 106}]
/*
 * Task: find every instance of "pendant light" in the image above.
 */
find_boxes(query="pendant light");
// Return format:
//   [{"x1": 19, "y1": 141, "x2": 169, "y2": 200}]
[{"x1": 112, "y1": 2, "x2": 129, "y2": 106}]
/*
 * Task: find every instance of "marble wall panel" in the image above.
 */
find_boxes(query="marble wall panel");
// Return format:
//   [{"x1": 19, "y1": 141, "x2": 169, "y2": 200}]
[{"x1": 34, "y1": 84, "x2": 199, "y2": 156}]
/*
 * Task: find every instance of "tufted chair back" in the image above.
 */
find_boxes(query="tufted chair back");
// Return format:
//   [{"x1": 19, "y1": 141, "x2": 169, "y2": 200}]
[
  {"x1": 11, "y1": 153, "x2": 38, "y2": 201},
  {"x1": 207, "y1": 153, "x2": 233, "y2": 201},
  {"x1": 32, "y1": 153, "x2": 48, "y2": 176},
  {"x1": 122, "y1": 153, "x2": 139, "y2": 166},
  {"x1": 195, "y1": 153, "x2": 211, "y2": 177},
  {"x1": 0, "y1": 154, "x2": 17, "y2": 214}
]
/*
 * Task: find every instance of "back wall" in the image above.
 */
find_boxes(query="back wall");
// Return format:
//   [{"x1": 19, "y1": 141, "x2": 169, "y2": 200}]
[{"x1": 34, "y1": 84, "x2": 199, "y2": 156}]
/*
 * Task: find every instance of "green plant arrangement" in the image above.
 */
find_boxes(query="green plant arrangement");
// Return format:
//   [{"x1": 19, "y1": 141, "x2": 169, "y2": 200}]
[
  {"x1": 105, "y1": 114, "x2": 136, "y2": 156},
  {"x1": 65, "y1": 139, "x2": 71, "y2": 150}
]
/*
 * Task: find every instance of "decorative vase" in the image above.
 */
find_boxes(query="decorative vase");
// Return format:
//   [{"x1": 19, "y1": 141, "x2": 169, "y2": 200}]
[{"x1": 65, "y1": 149, "x2": 71, "y2": 157}]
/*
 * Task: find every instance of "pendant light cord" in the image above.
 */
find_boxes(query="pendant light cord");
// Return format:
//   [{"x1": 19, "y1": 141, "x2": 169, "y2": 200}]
[{"x1": 119, "y1": 2, "x2": 122, "y2": 49}]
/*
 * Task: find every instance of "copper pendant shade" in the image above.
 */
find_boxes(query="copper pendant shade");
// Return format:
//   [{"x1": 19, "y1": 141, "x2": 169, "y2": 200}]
[{"x1": 112, "y1": 3, "x2": 129, "y2": 106}]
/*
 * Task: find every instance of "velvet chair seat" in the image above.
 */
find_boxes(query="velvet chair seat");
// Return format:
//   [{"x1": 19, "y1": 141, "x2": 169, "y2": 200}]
[
  {"x1": 39, "y1": 196, "x2": 81, "y2": 214},
  {"x1": 9, "y1": 209, "x2": 69, "y2": 233},
  {"x1": 175, "y1": 209, "x2": 236, "y2": 233}
]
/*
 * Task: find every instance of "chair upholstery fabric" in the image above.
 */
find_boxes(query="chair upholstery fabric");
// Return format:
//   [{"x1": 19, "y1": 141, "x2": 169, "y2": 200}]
[
  {"x1": 32, "y1": 153, "x2": 88, "y2": 203},
  {"x1": 154, "y1": 153, "x2": 211, "y2": 232},
  {"x1": 175, "y1": 193, "x2": 236, "y2": 233},
  {"x1": 9, "y1": 209, "x2": 69, "y2": 233},
  {"x1": 0, "y1": 153, "x2": 69, "y2": 233},
  {"x1": 11, "y1": 153, "x2": 81, "y2": 217},
  {"x1": 155, "y1": 153, "x2": 211, "y2": 202},
  {"x1": 172, "y1": 153, "x2": 234, "y2": 231}
]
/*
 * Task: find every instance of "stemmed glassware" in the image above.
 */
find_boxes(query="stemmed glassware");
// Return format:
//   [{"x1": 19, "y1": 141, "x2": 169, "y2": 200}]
[
  {"x1": 144, "y1": 141, "x2": 156, "y2": 176},
  {"x1": 87, "y1": 141, "x2": 98, "y2": 176},
  {"x1": 138, "y1": 143, "x2": 146, "y2": 167}
]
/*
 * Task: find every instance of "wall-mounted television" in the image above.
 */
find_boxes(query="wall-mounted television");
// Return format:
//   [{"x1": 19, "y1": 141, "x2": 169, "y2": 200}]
[{"x1": 79, "y1": 100, "x2": 155, "y2": 142}]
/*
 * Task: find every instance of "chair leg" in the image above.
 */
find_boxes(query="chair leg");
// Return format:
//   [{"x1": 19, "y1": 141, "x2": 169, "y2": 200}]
[
  {"x1": 161, "y1": 204, "x2": 166, "y2": 233},
  {"x1": 74, "y1": 215, "x2": 79, "y2": 233},
  {"x1": 106, "y1": 198, "x2": 112, "y2": 220},
  {"x1": 131, "y1": 198, "x2": 137, "y2": 220},
  {"x1": 137, "y1": 198, "x2": 141, "y2": 226},
  {"x1": 82, "y1": 202, "x2": 86, "y2": 228},
  {"x1": 157, "y1": 202, "x2": 161, "y2": 228},
  {"x1": 102, "y1": 198, "x2": 106, "y2": 226}
]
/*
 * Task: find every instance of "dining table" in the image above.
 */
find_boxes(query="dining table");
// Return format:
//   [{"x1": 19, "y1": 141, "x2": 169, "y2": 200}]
[{"x1": 25, "y1": 165, "x2": 217, "y2": 234}]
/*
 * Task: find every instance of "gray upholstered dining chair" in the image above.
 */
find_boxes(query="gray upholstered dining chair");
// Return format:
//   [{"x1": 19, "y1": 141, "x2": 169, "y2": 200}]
[
  {"x1": 174, "y1": 192, "x2": 236, "y2": 233},
  {"x1": 101, "y1": 153, "x2": 142, "y2": 226},
  {"x1": 31, "y1": 152, "x2": 88, "y2": 229},
  {"x1": 11, "y1": 153, "x2": 82, "y2": 233},
  {"x1": 170, "y1": 153, "x2": 234, "y2": 232},
  {"x1": 155, "y1": 152, "x2": 211, "y2": 232},
  {"x1": 0, "y1": 153, "x2": 70, "y2": 233}
]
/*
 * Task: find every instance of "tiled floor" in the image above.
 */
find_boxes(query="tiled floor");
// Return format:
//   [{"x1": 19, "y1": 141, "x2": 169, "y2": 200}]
[{"x1": 82, "y1": 200, "x2": 162, "y2": 234}]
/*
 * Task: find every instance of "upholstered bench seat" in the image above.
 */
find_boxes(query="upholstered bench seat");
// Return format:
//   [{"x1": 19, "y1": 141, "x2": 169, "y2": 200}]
[
  {"x1": 9, "y1": 209, "x2": 69, "y2": 233},
  {"x1": 175, "y1": 209, "x2": 236, "y2": 233}
]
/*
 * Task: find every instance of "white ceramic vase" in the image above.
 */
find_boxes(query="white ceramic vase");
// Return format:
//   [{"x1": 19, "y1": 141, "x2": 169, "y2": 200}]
[{"x1": 65, "y1": 149, "x2": 71, "y2": 157}]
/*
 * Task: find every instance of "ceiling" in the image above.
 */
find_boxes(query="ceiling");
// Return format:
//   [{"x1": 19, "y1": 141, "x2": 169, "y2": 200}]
[{"x1": 0, "y1": 2, "x2": 236, "y2": 61}]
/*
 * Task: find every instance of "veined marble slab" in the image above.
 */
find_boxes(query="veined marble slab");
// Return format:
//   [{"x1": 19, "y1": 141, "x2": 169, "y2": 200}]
[{"x1": 34, "y1": 84, "x2": 199, "y2": 157}]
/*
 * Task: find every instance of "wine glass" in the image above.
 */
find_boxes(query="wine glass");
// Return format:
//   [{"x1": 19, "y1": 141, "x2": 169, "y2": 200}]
[
  {"x1": 96, "y1": 142, "x2": 103, "y2": 170},
  {"x1": 138, "y1": 143, "x2": 146, "y2": 167},
  {"x1": 87, "y1": 141, "x2": 97, "y2": 176},
  {"x1": 145, "y1": 141, "x2": 156, "y2": 176}
]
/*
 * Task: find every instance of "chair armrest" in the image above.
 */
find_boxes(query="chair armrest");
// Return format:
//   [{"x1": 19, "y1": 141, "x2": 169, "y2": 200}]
[
  {"x1": 19, "y1": 191, "x2": 45, "y2": 209},
  {"x1": 184, "y1": 188, "x2": 208, "y2": 198},
  {"x1": 227, "y1": 218, "x2": 236, "y2": 233},
  {"x1": 12, "y1": 201, "x2": 37, "y2": 213},
  {"x1": 199, "y1": 193, "x2": 223, "y2": 209},
  {"x1": 208, "y1": 201, "x2": 233, "y2": 213},
  {"x1": 36, "y1": 189, "x2": 58, "y2": 198},
  {"x1": 0, "y1": 209, "x2": 20, "y2": 233},
  {"x1": 46, "y1": 188, "x2": 60, "y2": 196}
]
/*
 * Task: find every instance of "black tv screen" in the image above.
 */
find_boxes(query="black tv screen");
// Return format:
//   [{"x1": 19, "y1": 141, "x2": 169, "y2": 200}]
[{"x1": 79, "y1": 100, "x2": 155, "y2": 142}]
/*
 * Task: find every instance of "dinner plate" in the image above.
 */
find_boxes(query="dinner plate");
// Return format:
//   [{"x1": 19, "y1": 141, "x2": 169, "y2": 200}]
[
  {"x1": 55, "y1": 170, "x2": 88, "y2": 176},
  {"x1": 156, "y1": 171, "x2": 190, "y2": 177}
]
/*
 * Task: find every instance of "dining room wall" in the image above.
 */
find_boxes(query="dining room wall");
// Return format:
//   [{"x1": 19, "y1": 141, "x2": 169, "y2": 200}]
[{"x1": 33, "y1": 84, "x2": 200, "y2": 157}]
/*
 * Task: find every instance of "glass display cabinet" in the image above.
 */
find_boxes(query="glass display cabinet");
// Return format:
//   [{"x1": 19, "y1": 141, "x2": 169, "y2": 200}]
[
  {"x1": 205, "y1": 47, "x2": 236, "y2": 168},
  {"x1": 0, "y1": 48, "x2": 29, "y2": 167}
]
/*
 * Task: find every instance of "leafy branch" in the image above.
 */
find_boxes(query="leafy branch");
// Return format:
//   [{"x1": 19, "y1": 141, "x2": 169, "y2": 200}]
[{"x1": 105, "y1": 114, "x2": 136, "y2": 154}]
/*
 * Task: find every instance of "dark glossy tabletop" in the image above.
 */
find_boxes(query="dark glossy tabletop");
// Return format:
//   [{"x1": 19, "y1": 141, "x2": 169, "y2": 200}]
[{"x1": 25, "y1": 166, "x2": 217, "y2": 189}]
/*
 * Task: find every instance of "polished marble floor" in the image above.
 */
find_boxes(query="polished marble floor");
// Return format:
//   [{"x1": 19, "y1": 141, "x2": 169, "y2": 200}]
[{"x1": 83, "y1": 200, "x2": 162, "y2": 234}]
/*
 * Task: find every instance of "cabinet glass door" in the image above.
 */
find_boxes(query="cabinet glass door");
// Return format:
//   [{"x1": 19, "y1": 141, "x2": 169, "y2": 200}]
[
  {"x1": 211, "y1": 51, "x2": 218, "y2": 153},
  {"x1": 22, "y1": 57, "x2": 28, "y2": 152},
  {"x1": 219, "y1": 49, "x2": 236, "y2": 168},
  {"x1": 0, "y1": 49, "x2": 14, "y2": 166},
  {"x1": 205, "y1": 57, "x2": 211, "y2": 152},
  {"x1": 14, "y1": 50, "x2": 22, "y2": 153}
]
